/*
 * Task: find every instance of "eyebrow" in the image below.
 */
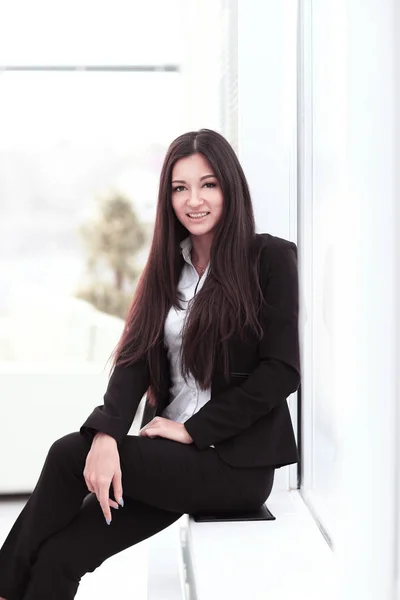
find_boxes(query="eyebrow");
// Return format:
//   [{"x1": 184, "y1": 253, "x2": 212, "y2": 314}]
[{"x1": 171, "y1": 174, "x2": 216, "y2": 184}]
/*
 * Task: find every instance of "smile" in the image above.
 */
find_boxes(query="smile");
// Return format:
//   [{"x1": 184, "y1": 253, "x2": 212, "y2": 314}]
[{"x1": 187, "y1": 212, "x2": 210, "y2": 220}]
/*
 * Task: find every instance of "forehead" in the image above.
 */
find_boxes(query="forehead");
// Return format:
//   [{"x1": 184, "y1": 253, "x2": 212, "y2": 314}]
[{"x1": 172, "y1": 153, "x2": 213, "y2": 177}]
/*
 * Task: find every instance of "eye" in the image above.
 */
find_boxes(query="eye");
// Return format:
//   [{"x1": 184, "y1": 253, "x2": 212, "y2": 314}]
[{"x1": 171, "y1": 181, "x2": 217, "y2": 193}]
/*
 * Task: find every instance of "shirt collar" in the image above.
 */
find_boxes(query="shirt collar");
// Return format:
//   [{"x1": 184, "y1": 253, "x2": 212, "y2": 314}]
[
  {"x1": 180, "y1": 235, "x2": 210, "y2": 277},
  {"x1": 179, "y1": 235, "x2": 211, "y2": 277},
  {"x1": 180, "y1": 235, "x2": 193, "y2": 265}
]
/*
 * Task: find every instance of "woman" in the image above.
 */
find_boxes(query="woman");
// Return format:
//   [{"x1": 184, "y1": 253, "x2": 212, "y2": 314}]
[{"x1": 0, "y1": 128, "x2": 300, "y2": 600}]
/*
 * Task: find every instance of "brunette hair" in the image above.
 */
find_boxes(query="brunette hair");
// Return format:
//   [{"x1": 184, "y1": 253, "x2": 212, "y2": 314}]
[{"x1": 110, "y1": 128, "x2": 266, "y2": 407}]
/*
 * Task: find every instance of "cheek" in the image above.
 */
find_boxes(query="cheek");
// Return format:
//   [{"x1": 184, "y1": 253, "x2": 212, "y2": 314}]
[
  {"x1": 171, "y1": 196, "x2": 182, "y2": 213},
  {"x1": 212, "y1": 191, "x2": 224, "y2": 212}
]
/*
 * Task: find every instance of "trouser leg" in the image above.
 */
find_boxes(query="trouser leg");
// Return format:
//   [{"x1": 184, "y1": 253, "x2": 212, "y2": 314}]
[
  {"x1": 23, "y1": 494, "x2": 182, "y2": 600},
  {"x1": 0, "y1": 433, "x2": 93, "y2": 600},
  {"x1": 0, "y1": 431, "x2": 274, "y2": 600}
]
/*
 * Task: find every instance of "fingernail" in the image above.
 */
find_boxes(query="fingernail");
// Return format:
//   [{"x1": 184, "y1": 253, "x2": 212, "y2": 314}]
[
  {"x1": 119, "y1": 497, "x2": 124, "y2": 507},
  {"x1": 106, "y1": 518, "x2": 111, "y2": 525}
]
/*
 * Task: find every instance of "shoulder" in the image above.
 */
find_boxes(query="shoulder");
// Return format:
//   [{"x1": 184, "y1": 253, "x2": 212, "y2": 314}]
[
  {"x1": 254, "y1": 233, "x2": 298, "y2": 288},
  {"x1": 255, "y1": 232, "x2": 297, "y2": 260}
]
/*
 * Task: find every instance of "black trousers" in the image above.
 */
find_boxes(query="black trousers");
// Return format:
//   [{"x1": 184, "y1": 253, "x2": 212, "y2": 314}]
[{"x1": 0, "y1": 431, "x2": 275, "y2": 600}]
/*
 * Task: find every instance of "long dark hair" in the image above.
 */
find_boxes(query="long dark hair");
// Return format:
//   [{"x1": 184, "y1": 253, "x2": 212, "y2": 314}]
[{"x1": 110, "y1": 128, "x2": 266, "y2": 407}]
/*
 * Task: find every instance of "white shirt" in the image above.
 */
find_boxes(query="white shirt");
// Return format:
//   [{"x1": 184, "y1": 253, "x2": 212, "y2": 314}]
[{"x1": 161, "y1": 235, "x2": 215, "y2": 448}]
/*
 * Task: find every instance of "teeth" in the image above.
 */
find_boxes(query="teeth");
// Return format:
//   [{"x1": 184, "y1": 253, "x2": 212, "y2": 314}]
[{"x1": 188, "y1": 212, "x2": 209, "y2": 218}]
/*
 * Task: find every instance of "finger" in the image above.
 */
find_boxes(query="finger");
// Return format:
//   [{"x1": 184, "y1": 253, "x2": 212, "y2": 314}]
[
  {"x1": 84, "y1": 476, "x2": 95, "y2": 494},
  {"x1": 112, "y1": 471, "x2": 124, "y2": 507},
  {"x1": 92, "y1": 495, "x2": 118, "y2": 509},
  {"x1": 141, "y1": 428, "x2": 156, "y2": 438},
  {"x1": 140, "y1": 418, "x2": 158, "y2": 433},
  {"x1": 99, "y1": 485, "x2": 112, "y2": 524},
  {"x1": 86, "y1": 481, "x2": 96, "y2": 493}
]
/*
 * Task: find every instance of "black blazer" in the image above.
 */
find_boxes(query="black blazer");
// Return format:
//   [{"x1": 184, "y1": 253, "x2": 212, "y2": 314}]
[{"x1": 80, "y1": 233, "x2": 301, "y2": 469}]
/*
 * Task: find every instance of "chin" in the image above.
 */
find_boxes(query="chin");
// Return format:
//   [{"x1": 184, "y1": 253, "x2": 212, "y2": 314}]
[{"x1": 187, "y1": 223, "x2": 213, "y2": 232}]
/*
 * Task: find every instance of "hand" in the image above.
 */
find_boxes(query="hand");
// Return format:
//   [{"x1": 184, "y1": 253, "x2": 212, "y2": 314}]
[
  {"x1": 83, "y1": 432, "x2": 124, "y2": 525},
  {"x1": 139, "y1": 417, "x2": 193, "y2": 444}
]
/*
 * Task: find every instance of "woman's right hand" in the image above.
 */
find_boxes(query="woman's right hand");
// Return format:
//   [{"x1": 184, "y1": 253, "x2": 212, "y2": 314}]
[{"x1": 83, "y1": 432, "x2": 124, "y2": 524}]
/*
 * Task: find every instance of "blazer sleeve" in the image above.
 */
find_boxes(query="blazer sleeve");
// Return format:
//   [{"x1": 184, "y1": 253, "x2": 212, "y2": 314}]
[
  {"x1": 80, "y1": 356, "x2": 150, "y2": 444},
  {"x1": 183, "y1": 239, "x2": 301, "y2": 450}
]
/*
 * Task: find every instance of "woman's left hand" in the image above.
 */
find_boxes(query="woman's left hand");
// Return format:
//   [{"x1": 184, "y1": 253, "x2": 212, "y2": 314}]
[{"x1": 139, "y1": 417, "x2": 194, "y2": 444}]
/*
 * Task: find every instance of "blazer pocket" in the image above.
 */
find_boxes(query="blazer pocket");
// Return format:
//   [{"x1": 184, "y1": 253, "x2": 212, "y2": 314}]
[{"x1": 230, "y1": 372, "x2": 250, "y2": 378}]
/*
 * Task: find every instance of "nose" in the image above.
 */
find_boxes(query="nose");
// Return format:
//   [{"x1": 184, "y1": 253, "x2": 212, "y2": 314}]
[{"x1": 187, "y1": 189, "x2": 204, "y2": 208}]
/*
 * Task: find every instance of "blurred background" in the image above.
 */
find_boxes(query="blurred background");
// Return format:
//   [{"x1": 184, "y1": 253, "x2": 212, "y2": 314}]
[
  {"x1": 0, "y1": 0, "x2": 233, "y2": 490},
  {"x1": 0, "y1": 1, "x2": 399, "y2": 599}
]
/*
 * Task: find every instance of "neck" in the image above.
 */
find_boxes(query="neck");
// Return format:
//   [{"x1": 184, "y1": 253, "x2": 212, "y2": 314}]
[
  {"x1": 190, "y1": 234, "x2": 212, "y2": 268},
  {"x1": 191, "y1": 251, "x2": 209, "y2": 270}
]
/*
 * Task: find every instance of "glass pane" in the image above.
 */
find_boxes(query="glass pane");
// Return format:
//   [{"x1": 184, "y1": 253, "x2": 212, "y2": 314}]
[
  {"x1": 0, "y1": 0, "x2": 184, "y2": 66},
  {"x1": 299, "y1": 0, "x2": 345, "y2": 539},
  {"x1": 0, "y1": 70, "x2": 184, "y2": 364},
  {"x1": 0, "y1": 0, "x2": 231, "y2": 498}
]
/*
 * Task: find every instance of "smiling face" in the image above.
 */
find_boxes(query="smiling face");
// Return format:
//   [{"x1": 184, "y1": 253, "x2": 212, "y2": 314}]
[{"x1": 170, "y1": 153, "x2": 224, "y2": 238}]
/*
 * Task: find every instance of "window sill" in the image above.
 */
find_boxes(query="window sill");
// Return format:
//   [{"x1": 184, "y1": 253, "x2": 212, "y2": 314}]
[{"x1": 180, "y1": 490, "x2": 335, "y2": 600}]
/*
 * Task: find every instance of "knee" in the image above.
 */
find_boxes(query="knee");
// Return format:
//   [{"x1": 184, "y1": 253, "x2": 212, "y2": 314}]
[{"x1": 47, "y1": 432, "x2": 88, "y2": 464}]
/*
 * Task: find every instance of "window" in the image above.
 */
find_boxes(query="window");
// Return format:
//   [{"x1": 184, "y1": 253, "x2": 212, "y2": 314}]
[{"x1": 297, "y1": 0, "x2": 346, "y2": 542}]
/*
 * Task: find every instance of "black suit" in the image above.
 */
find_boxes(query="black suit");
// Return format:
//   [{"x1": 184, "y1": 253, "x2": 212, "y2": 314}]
[
  {"x1": 0, "y1": 233, "x2": 300, "y2": 597},
  {"x1": 80, "y1": 233, "x2": 301, "y2": 469}
]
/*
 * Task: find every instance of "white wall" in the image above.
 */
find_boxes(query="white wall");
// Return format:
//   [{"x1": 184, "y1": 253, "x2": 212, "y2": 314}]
[
  {"x1": 297, "y1": 1, "x2": 400, "y2": 597},
  {"x1": 331, "y1": 2, "x2": 399, "y2": 599},
  {"x1": 396, "y1": 3, "x2": 400, "y2": 596}
]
